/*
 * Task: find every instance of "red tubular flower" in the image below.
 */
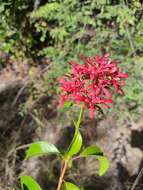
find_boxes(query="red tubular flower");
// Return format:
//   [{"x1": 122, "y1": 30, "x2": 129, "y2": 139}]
[{"x1": 59, "y1": 54, "x2": 128, "y2": 119}]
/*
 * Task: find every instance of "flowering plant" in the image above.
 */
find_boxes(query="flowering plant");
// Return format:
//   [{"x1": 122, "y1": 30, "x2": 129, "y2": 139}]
[
  {"x1": 60, "y1": 54, "x2": 128, "y2": 118},
  {"x1": 18, "y1": 54, "x2": 128, "y2": 190}
]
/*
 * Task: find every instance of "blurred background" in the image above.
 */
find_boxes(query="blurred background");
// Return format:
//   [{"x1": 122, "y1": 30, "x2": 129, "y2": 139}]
[{"x1": 0, "y1": 0, "x2": 143, "y2": 189}]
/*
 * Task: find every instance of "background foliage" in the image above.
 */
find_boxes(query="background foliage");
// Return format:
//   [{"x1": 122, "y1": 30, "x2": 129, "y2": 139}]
[{"x1": 0, "y1": 0, "x2": 143, "y2": 117}]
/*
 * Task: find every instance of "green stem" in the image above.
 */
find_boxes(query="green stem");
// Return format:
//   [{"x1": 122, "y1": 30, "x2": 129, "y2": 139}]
[
  {"x1": 56, "y1": 104, "x2": 84, "y2": 190},
  {"x1": 75, "y1": 104, "x2": 84, "y2": 130}
]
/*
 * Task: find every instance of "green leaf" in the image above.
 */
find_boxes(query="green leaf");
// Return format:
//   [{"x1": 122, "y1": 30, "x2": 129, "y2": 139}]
[
  {"x1": 62, "y1": 181, "x2": 80, "y2": 190},
  {"x1": 96, "y1": 156, "x2": 109, "y2": 176},
  {"x1": 80, "y1": 145, "x2": 103, "y2": 157},
  {"x1": 64, "y1": 101, "x2": 73, "y2": 108},
  {"x1": 64, "y1": 130, "x2": 82, "y2": 159},
  {"x1": 80, "y1": 145, "x2": 109, "y2": 176},
  {"x1": 26, "y1": 141, "x2": 60, "y2": 159},
  {"x1": 20, "y1": 175, "x2": 42, "y2": 190}
]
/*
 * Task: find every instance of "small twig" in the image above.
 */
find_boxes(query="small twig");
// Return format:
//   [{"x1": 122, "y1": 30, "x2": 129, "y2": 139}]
[
  {"x1": 12, "y1": 80, "x2": 28, "y2": 107},
  {"x1": 123, "y1": 1, "x2": 136, "y2": 57},
  {"x1": 16, "y1": 143, "x2": 32, "y2": 151},
  {"x1": 125, "y1": 24, "x2": 136, "y2": 57},
  {"x1": 72, "y1": 155, "x2": 81, "y2": 161},
  {"x1": 30, "y1": 113, "x2": 46, "y2": 128},
  {"x1": 130, "y1": 167, "x2": 143, "y2": 190}
]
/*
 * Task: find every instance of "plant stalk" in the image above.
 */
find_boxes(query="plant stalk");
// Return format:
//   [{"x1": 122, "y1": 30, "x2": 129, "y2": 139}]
[
  {"x1": 56, "y1": 160, "x2": 68, "y2": 190},
  {"x1": 56, "y1": 104, "x2": 84, "y2": 190},
  {"x1": 76, "y1": 104, "x2": 84, "y2": 129}
]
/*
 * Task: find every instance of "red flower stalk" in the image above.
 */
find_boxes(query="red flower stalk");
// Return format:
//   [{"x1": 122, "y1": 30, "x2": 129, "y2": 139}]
[{"x1": 59, "y1": 54, "x2": 128, "y2": 119}]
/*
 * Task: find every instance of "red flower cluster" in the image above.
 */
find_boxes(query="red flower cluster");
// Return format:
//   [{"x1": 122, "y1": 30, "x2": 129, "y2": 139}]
[{"x1": 59, "y1": 54, "x2": 128, "y2": 118}]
